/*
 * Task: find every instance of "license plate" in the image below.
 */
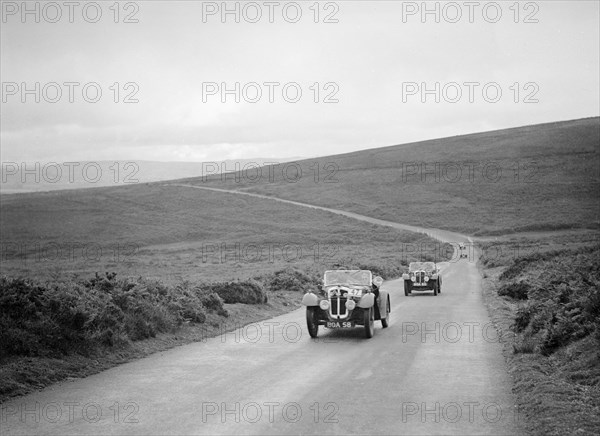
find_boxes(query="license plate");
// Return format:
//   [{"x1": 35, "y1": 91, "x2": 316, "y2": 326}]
[{"x1": 326, "y1": 321, "x2": 354, "y2": 328}]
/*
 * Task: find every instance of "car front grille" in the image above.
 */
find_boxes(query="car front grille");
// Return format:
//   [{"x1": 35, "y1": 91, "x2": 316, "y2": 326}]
[
  {"x1": 415, "y1": 271, "x2": 425, "y2": 284},
  {"x1": 330, "y1": 297, "x2": 348, "y2": 317}
]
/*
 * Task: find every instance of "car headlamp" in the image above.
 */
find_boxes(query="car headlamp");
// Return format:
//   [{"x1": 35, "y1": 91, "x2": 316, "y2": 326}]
[
  {"x1": 345, "y1": 300, "x2": 356, "y2": 310},
  {"x1": 424, "y1": 276, "x2": 429, "y2": 282},
  {"x1": 319, "y1": 300, "x2": 330, "y2": 310},
  {"x1": 411, "y1": 276, "x2": 416, "y2": 282}
]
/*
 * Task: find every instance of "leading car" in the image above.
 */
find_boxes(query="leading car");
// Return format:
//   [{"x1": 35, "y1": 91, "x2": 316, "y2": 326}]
[{"x1": 301, "y1": 270, "x2": 390, "y2": 339}]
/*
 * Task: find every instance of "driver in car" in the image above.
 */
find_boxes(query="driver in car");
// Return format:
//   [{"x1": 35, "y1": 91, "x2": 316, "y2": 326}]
[{"x1": 371, "y1": 277, "x2": 381, "y2": 298}]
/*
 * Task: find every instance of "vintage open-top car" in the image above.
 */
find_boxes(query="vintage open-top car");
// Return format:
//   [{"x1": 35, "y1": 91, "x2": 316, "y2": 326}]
[
  {"x1": 403, "y1": 262, "x2": 442, "y2": 296},
  {"x1": 301, "y1": 270, "x2": 390, "y2": 339}
]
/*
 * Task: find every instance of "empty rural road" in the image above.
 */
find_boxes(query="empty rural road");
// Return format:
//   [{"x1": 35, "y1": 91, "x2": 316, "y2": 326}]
[{"x1": 1, "y1": 186, "x2": 520, "y2": 435}]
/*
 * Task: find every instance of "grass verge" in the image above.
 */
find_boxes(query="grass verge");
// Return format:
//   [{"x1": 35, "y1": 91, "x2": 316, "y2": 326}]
[{"x1": 478, "y1": 231, "x2": 600, "y2": 435}]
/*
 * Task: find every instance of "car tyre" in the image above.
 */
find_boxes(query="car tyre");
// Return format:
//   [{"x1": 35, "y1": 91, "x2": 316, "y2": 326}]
[
  {"x1": 306, "y1": 307, "x2": 319, "y2": 338},
  {"x1": 364, "y1": 307, "x2": 374, "y2": 338},
  {"x1": 432, "y1": 282, "x2": 438, "y2": 296},
  {"x1": 404, "y1": 281, "x2": 411, "y2": 296},
  {"x1": 381, "y1": 298, "x2": 390, "y2": 328}
]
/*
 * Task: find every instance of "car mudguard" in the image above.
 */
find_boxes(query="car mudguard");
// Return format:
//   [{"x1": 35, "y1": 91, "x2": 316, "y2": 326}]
[
  {"x1": 356, "y1": 293, "x2": 375, "y2": 308},
  {"x1": 302, "y1": 292, "x2": 320, "y2": 306},
  {"x1": 377, "y1": 290, "x2": 390, "y2": 316}
]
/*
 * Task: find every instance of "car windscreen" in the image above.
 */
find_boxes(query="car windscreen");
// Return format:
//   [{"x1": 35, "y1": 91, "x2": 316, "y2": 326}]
[
  {"x1": 324, "y1": 270, "x2": 372, "y2": 286},
  {"x1": 409, "y1": 262, "x2": 436, "y2": 272}
]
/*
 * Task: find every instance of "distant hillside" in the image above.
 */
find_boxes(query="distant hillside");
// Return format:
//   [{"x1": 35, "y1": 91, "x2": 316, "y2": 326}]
[
  {"x1": 0, "y1": 158, "x2": 299, "y2": 194},
  {"x1": 1, "y1": 118, "x2": 598, "y2": 282},
  {"x1": 0, "y1": 182, "x2": 448, "y2": 283},
  {"x1": 184, "y1": 118, "x2": 600, "y2": 235}
]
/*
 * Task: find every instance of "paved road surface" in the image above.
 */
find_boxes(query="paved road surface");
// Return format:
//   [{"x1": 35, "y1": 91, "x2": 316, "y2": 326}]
[{"x1": 1, "y1": 186, "x2": 520, "y2": 435}]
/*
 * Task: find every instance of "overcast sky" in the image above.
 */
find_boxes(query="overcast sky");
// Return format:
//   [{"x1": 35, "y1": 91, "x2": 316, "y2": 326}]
[{"x1": 1, "y1": 0, "x2": 599, "y2": 162}]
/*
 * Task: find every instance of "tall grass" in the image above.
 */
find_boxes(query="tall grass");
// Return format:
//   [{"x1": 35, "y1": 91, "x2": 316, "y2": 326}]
[{"x1": 495, "y1": 246, "x2": 600, "y2": 358}]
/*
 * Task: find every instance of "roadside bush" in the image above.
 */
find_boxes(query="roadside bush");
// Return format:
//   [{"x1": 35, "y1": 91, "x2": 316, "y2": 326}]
[
  {"x1": 497, "y1": 246, "x2": 600, "y2": 356},
  {"x1": 197, "y1": 291, "x2": 229, "y2": 317},
  {"x1": 498, "y1": 281, "x2": 530, "y2": 300},
  {"x1": 0, "y1": 273, "x2": 216, "y2": 359},
  {"x1": 512, "y1": 337, "x2": 536, "y2": 354},
  {"x1": 204, "y1": 280, "x2": 268, "y2": 304},
  {"x1": 514, "y1": 306, "x2": 533, "y2": 332},
  {"x1": 0, "y1": 319, "x2": 42, "y2": 356},
  {"x1": 499, "y1": 250, "x2": 563, "y2": 281},
  {"x1": 0, "y1": 277, "x2": 120, "y2": 356},
  {"x1": 83, "y1": 271, "x2": 119, "y2": 292},
  {"x1": 265, "y1": 268, "x2": 315, "y2": 293}
]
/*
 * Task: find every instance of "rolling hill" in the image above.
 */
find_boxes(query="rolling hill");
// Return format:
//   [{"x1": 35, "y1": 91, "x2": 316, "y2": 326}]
[
  {"x1": 185, "y1": 117, "x2": 600, "y2": 235},
  {"x1": 2, "y1": 117, "x2": 597, "y2": 282}
]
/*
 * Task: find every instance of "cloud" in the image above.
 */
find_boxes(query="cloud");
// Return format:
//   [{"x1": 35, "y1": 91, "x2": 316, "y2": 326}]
[{"x1": 1, "y1": 1, "x2": 598, "y2": 162}]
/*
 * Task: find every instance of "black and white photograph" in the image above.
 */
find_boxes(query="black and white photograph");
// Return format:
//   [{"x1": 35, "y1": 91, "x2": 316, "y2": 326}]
[{"x1": 1, "y1": 1, "x2": 599, "y2": 435}]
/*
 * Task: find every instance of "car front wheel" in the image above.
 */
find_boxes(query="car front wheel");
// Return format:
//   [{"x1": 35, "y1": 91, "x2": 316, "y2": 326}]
[
  {"x1": 306, "y1": 307, "x2": 319, "y2": 338},
  {"x1": 404, "y1": 281, "x2": 411, "y2": 296},
  {"x1": 381, "y1": 299, "x2": 390, "y2": 328},
  {"x1": 364, "y1": 307, "x2": 374, "y2": 338}
]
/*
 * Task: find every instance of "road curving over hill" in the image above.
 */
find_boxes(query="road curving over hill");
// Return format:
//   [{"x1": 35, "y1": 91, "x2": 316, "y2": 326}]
[
  {"x1": 169, "y1": 184, "x2": 474, "y2": 244},
  {"x1": 1, "y1": 184, "x2": 520, "y2": 435}
]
